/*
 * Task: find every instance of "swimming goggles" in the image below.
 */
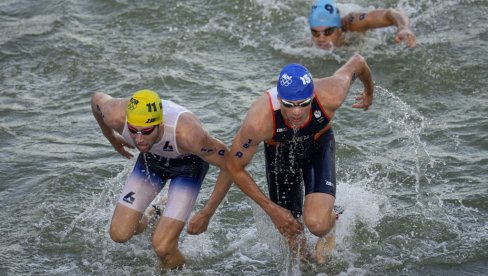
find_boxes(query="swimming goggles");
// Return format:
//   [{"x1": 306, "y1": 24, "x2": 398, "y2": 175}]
[
  {"x1": 281, "y1": 98, "x2": 312, "y2": 108},
  {"x1": 127, "y1": 124, "x2": 158, "y2": 135}
]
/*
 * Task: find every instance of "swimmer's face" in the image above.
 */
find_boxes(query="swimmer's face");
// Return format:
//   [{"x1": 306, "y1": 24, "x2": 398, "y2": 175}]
[
  {"x1": 311, "y1": 26, "x2": 341, "y2": 49},
  {"x1": 127, "y1": 124, "x2": 161, "y2": 152},
  {"x1": 280, "y1": 97, "x2": 313, "y2": 127}
]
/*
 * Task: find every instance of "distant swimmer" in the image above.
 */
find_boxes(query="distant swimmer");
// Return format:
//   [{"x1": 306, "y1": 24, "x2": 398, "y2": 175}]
[
  {"x1": 91, "y1": 89, "x2": 232, "y2": 270},
  {"x1": 226, "y1": 54, "x2": 374, "y2": 264},
  {"x1": 308, "y1": 0, "x2": 416, "y2": 49}
]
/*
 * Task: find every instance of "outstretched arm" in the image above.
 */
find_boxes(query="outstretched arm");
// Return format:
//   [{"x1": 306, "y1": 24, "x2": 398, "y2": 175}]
[
  {"x1": 187, "y1": 166, "x2": 233, "y2": 235},
  {"x1": 316, "y1": 53, "x2": 374, "y2": 112},
  {"x1": 343, "y1": 9, "x2": 416, "y2": 47},
  {"x1": 385, "y1": 9, "x2": 417, "y2": 48},
  {"x1": 177, "y1": 113, "x2": 233, "y2": 235},
  {"x1": 346, "y1": 55, "x2": 375, "y2": 111},
  {"x1": 91, "y1": 92, "x2": 134, "y2": 159},
  {"x1": 226, "y1": 97, "x2": 304, "y2": 237}
]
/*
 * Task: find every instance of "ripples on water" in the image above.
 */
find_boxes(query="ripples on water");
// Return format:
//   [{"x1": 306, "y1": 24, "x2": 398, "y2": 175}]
[{"x1": 0, "y1": 0, "x2": 487, "y2": 275}]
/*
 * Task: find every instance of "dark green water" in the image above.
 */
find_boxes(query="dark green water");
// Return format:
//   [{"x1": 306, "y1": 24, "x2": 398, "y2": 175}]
[{"x1": 1, "y1": 0, "x2": 487, "y2": 275}]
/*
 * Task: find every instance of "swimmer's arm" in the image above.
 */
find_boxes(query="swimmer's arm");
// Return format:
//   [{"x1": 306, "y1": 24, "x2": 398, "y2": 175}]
[
  {"x1": 226, "y1": 94, "x2": 272, "y2": 210},
  {"x1": 193, "y1": 132, "x2": 233, "y2": 219},
  {"x1": 227, "y1": 98, "x2": 303, "y2": 236},
  {"x1": 343, "y1": 9, "x2": 407, "y2": 31},
  {"x1": 177, "y1": 114, "x2": 233, "y2": 234},
  {"x1": 187, "y1": 136, "x2": 233, "y2": 234},
  {"x1": 91, "y1": 92, "x2": 134, "y2": 158},
  {"x1": 382, "y1": 9, "x2": 416, "y2": 47},
  {"x1": 177, "y1": 113, "x2": 230, "y2": 171},
  {"x1": 226, "y1": 123, "x2": 265, "y2": 206},
  {"x1": 343, "y1": 9, "x2": 416, "y2": 47},
  {"x1": 317, "y1": 54, "x2": 374, "y2": 111}
]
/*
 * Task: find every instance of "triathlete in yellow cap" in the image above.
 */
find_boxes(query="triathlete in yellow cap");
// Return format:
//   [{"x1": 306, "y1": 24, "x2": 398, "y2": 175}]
[{"x1": 91, "y1": 89, "x2": 232, "y2": 270}]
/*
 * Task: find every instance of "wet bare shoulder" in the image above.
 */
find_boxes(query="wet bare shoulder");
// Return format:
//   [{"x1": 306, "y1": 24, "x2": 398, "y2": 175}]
[
  {"x1": 92, "y1": 92, "x2": 129, "y2": 131},
  {"x1": 174, "y1": 112, "x2": 206, "y2": 154},
  {"x1": 240, "y1": 93, "x2": 274, "y2": 143}
]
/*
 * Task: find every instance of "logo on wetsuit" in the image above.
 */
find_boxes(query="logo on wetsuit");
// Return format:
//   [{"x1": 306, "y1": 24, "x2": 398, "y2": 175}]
[
  {"x1": 277, "y1": 127, "x2": 287, "y2": 133},
  {"x1": 314, "y1": 110, "x2": 322, "y2": 118},
  {"x1": 123, "y1": 192, "x2": 135, "y2": 204},
  {"x1": 163, "y1": 141, "x2": 174, "y2": 151},
  {"x1": 325, "y1": 180, "x2": 335, "y2": 187},
  {"x1": 314, "y1": 110, "x2": 325, "y2": 123}
]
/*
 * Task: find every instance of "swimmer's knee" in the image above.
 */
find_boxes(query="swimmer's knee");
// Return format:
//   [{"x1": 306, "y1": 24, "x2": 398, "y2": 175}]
[
  {"x1": 109, "y1": 204, "x2": 145, "y2": 243},
  {"x1": 308, "y1": 223, "x2": 333, "y2": 238},
  {"x1": 305, "y1": 216, "x2": 334, "y2": 237},
  {"x1": 109, "y1": 224, "x2": 134, "y2": 243}
]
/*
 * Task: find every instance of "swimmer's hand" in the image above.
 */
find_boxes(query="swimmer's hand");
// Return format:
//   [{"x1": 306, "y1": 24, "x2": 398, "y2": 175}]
[
  {"x1": 187, "y1": 211, "x2": 211, "y2": 235},
  {"x1": 352, "y1": 90, "x2": 373, "y2": 111},
  {"x1": 109, "y1": 133, "x2": 134, "y2": 159},
  {"x1": 395, "y1": 28, "x2": 416, "y2": 48},
  {"x1": 268, "y1": 204, "x2": 303, "y2": 237}
]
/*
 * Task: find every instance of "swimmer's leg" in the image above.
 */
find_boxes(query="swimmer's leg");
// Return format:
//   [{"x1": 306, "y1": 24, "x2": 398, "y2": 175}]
[
  {"x1": 314, "y1": 206, "x2": 343, "y2": 265},
  {"x1": 110, "y1": 160, "x2": 165, "y2": 242},
  {"x1": 315, "y1": 223, "x2": 336, "y2": 265},
  {"x1": 152, "y1": 216, "x2": 186, "y2": 270},
  {"x1": 153, "y1": 174, "x2": 203, "y2": 270},
  {"x1": 286, "y1": 225, "x2": 313, "y2": 265},
  {"x1": 303, "y1": 193, "x2": 336, "y2": 264}
]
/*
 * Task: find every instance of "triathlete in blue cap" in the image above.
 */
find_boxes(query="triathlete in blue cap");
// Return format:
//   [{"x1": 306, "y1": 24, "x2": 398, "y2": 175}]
[
  {"x1": 227, "y1": 54, "x2": 374, "y2": 264},
  {"x1": 309, "y1": 0, "x2": 416, "y2": 49}
]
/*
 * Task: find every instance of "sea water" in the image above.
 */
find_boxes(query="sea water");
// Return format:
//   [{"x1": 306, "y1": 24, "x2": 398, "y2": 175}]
[{"x1": 1, "y1": 0, "x2": 487, "y2": 275}]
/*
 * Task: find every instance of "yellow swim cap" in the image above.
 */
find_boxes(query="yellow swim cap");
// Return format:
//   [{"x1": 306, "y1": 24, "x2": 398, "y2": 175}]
[{"x1": 126, "y1": 89, "x2": 163, "y2": 126}]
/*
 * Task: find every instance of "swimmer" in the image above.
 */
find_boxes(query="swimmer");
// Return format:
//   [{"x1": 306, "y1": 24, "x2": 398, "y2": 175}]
[
  {"x1": 309, "y1": 0, "x2": 416, "y2": 49},
  {"x1": 91, "y1": 89, "x2": 232, "y2": 270},
  {"x1": 227, "y1": 54, "x2": 374, "y2": 264}
]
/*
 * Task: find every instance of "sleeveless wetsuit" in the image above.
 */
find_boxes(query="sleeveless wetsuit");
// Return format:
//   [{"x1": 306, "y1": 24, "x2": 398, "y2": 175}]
[
  {"x1": 264, "y1": 87, "x2": 336, "y2": 218},
  {"x1": 118, "y1": 100, "x2": 209, "y2": 222}
]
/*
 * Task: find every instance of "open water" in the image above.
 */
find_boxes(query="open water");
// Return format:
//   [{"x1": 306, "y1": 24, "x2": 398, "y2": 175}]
[{"x1": 1, "y1": 0, "x2": 487, "y2": 275}]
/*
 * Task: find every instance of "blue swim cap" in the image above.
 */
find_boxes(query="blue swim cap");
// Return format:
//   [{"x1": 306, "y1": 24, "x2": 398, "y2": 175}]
[
  {"x1": 277, "y1": 64, "x2": 314, "y2": 101},
  {"x1": 309, "y1": 0, "x2": 342, "y2": 28}
]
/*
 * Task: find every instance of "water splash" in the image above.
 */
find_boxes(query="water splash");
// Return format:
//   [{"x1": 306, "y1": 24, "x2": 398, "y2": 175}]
[
  {"x1": 60, "y1": 160, "x2": 133, "y2": 240},
  {"x1": 375, "y1": 86, "x2": 430, "y2": 193}
]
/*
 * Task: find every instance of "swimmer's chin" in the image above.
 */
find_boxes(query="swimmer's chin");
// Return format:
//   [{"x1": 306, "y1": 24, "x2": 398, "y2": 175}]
[
  {"x1": 312, "y1": 41, "x2": 336, "y2": 50},
  {"x1": 136, "y1": 145, "x2": 151, "y2": 152},
  {"x1": 316, "y1": 44, "x2": 334, "y2": 50}
]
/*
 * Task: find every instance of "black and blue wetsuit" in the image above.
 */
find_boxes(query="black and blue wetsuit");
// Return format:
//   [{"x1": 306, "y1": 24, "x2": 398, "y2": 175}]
[{"x1": 264, "y1": 88, "x2": 336, "y2": 218}]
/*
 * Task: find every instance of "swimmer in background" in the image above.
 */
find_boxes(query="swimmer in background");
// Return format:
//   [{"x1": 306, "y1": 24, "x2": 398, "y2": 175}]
[
  {"x1": 91, "y1": 89, "x2": 232, "y2": 270},
  {"x1": 309, "y1": 0, "x2": 416, "y2": 49}
]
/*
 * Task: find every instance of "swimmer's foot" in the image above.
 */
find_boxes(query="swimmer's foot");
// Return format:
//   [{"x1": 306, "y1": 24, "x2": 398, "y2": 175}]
[
  {"x1": 315, "y1": 227, "x2": 336, "y2": 265},
  {"x1": 315, "y1": 206, "x2": 343, "y2": 264}
]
